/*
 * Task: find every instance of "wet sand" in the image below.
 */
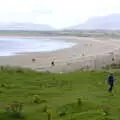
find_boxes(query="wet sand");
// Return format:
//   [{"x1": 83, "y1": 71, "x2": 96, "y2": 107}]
[{"x1": 0, "y1": 36, "x2": 120, "y2": 73}]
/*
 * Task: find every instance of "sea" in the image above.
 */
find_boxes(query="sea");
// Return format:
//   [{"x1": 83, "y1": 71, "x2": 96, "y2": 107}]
[{"x1": 0, "y1": 37, "x2": 76, "y2": 56}]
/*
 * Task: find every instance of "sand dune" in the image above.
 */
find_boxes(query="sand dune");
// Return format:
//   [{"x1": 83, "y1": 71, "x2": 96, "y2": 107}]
[{"x1": 0, "y1": 36, "x2": 120, "y2": 73}]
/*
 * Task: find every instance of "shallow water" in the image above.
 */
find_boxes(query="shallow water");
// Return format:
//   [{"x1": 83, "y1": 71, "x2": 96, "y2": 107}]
[{"x1": 0, "y1": 37, "x2": 76, "y2": 56}]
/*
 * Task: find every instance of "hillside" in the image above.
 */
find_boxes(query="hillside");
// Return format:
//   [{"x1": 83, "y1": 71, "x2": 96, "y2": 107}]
[
  {"x1": 0, "y1": 67, "x2": 119, "y2": 120},
  {"x1": 68, "y1": 14, "x2": 120, "y2": 30},
  {"x1": 0, "y1": 23, "x2": 55, "y2": 31}
]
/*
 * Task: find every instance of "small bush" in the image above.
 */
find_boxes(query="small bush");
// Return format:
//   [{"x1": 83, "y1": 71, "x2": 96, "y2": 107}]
[
  {"x1": 33, "y1": 95, "x2": 47, "y2": 104},
  {"x1": 47, "y1": 111, "x2": 52, "y2": 120},
  {"x1": 33, "y1": 95, "x2": 40, "y2": 103},
  {"x1": 102, "y1": 106, "x2": 110, "y2": 116},
  {"x1": 77, "y1": 98, "x2": 82, "y2": 105},
  {"x1": 42, "y1": 105, "x2": 48, "y2": 112},
  {"x1": 5, "y1": 101, "x2": 24, "y2": 119},
  {"x1": 101, "y1": 116, "x2": 115, "y2": 120},
  {"x1": 5, "y1": 104, "x2": 11, "y2": 112},
  {"x1": 59, "y1": 111, "x2": 66, "y2": 117},
  {"x1": 1, "y1": 83, "x2": 10, "y2": 89},
  {"x1": 58, "y1": 106, "x2": 67, "y2": 117},
  {"x1": 1, "y1": 83, "x2": 6, "y2": 87}
]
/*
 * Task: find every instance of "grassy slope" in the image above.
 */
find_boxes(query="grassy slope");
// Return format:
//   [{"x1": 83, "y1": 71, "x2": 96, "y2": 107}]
[{"x1": 0, "y1": 68, "x2": 120, "y2": 120}]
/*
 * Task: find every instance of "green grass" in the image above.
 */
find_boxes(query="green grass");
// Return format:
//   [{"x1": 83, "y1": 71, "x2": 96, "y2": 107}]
[{"x1": 0, "y1": 67, "x2": 120, "y2": 120}]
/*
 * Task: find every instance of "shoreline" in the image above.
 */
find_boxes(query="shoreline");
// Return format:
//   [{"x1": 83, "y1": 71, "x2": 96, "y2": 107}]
[{"x1": 0, "y1": 36, "x2": 120, "y2": 73}]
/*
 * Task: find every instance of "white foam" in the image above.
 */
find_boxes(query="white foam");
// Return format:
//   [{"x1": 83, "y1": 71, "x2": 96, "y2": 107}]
[{"x1": 0, "y1": 37, "x2": 76, "y2": 56}]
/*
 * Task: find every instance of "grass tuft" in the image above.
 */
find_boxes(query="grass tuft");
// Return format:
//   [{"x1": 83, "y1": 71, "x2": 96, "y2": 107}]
[{"x1": 0, "y1": 66, "x2": 119, "y2": 119}]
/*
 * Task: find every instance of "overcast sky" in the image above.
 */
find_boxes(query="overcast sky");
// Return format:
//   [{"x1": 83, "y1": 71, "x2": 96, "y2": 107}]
[{"x1": 0, "y1": 0, "x2": 120, "y2": 28}]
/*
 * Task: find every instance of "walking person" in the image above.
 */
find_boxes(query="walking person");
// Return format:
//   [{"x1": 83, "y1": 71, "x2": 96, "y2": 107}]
[
  {"x1": 51, "y1": 61, "x2": 55, "y2": 66},
  {"x1": 107, "y1": 73, "x2": 116, "y2": 92}
]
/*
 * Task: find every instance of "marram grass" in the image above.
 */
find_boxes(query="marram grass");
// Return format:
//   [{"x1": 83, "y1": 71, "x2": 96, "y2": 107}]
[{"x1": 0, "y1": 66, "x2": 119, "y2": 120}]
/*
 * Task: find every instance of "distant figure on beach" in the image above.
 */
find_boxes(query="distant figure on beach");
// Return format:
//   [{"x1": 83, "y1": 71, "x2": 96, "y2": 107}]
[
  {"x1": 107, "y1": 73, "x2": 116, "y2": 92},
  {"x1": 112, "y1": 57, "x2": 115, "y2": 62},
  {"x1": 51, "y1": 61, "x2": 55, "y2": 66},
  {"x1": 82, "y1": 54, "x2": 84, "y2": 56},
  {"x1": 32, "y1": 58, "x2": 36, "y2": 62}
]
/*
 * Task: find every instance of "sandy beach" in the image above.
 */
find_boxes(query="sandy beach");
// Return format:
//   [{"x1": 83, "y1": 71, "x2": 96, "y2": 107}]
[{"x1": 0, "y1": 36, "x2": 120, "y2": 73}]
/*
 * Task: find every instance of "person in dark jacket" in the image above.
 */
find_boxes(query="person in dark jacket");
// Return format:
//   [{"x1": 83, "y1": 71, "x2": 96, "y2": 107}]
[
  {"x1": 107, "y1": 73, "x2": 116, "y2": 92},
  {"x1": 51, "y1": 61, "x2": 55, "y2": 66}
]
